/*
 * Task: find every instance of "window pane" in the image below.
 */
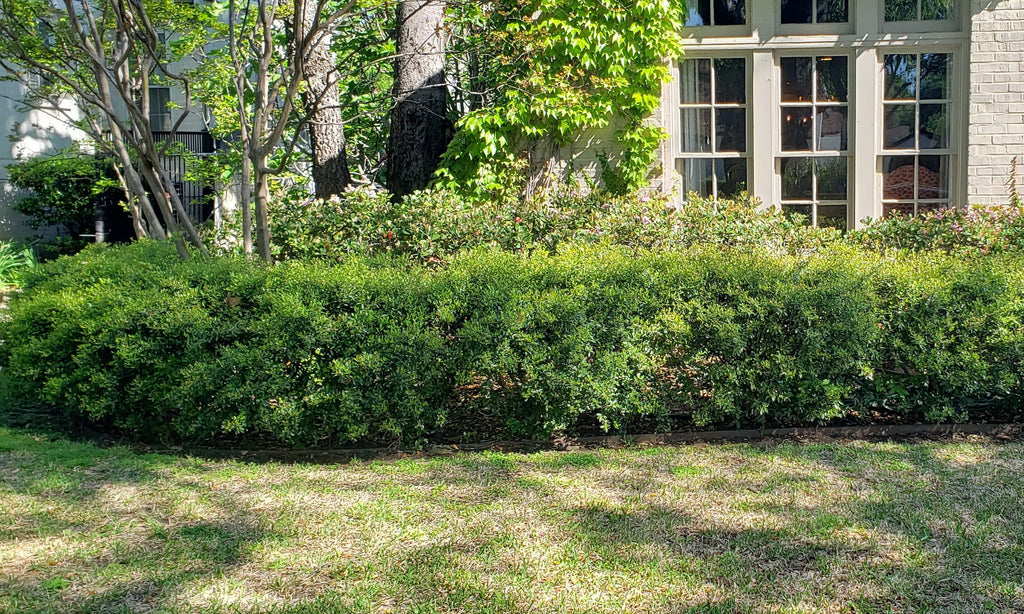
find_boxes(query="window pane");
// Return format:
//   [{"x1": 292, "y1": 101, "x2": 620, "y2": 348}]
[
  {"x1": 818, "y1": 205, "x2": 848, "y2": 230},
  {"x1": 918, "y1": 155, "x2": 949, "y2": 199},
  {"x1": 714, "y1": 58, "x2": 746, "y2": 104},
  {"x1": 817, "y1": 56, "x2": 848, "y2": 102},
  {"x1": 680, "y1": 108, "x2": 712, "y2": 153},
  {"x1": 781, "y1": 107, "x2": 813, "y2": 151},
  {"x1": 885, "y1": 0, "x2": 917, "y2": 21},
  {"x1": 713, "y1": 0, "x2": 746, "y2": 25},
  {"x1": 817, "y1": 158, "x2": 848, "y2": 201},
  {"x1": 922, "y1": 0, "x2": 954, "y2": 20},
  {"x1": 816, "y1": 106, "x2": 848, "y2": 151},
  {"x1": 817, "y1": 0, "x2": 849, "y2": 22},
  {"x1": 686, "y1": 0, "x2": 712, "y2": 25},
  {"x1": 920, "y1": 54, "x2": 950, "y2": 100},
  {"x1": 884, "y1": 202, "x2": 916, "y2": 217},
  {"x1": 917, "y1": 202, "x2": 947, "y2": 215},
  {"x1": 783, "y1": 204, "x2": 813, "y2": 224},
  {"x1": 718, "y1": 158, "x2": 749, "y2": 198},
  {"x1": 680, "y1": 59, "x2": 711, "y2": 104},
  {"x1": 884, "y1": 104, "x2": 917, "y2": 149},
  {"x1": 781, "y1": 157, "x2": 814, "y2": 200},
  {"x1": 919, "y1": 104, "x2": 948, "y2": 149},
  {"x1": 781, "y1": 0, "x2": 812, "y2": 23},
  {"x1": 678, "y1": 159, "x2": 714, "y2": 198},
  {"x1": 884, "y1": 54, "x2": 917, "y2": 100},
  {"x1": 781, "y1": 57, "x2": 813, "y2": 102},
  {"x1": 716, "y1": 108, "x2": 747, "y2": 152},
  {"x1": 882, "y1": 156, "x2": 917, "y2": 200}
]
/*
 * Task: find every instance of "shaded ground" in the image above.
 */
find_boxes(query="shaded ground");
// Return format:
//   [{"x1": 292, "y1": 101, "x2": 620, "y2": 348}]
[{"x1": 1, "y1": 427, "x2": 1022, "y2": 613}]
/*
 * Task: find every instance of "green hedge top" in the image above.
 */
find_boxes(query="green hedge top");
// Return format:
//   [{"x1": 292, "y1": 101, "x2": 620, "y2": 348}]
[{"x1": 3, "y1": 241, "x2": 1023, "y2": 447}]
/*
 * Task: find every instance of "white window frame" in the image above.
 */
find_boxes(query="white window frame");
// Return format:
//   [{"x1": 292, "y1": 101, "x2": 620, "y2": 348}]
[
  {"x1": 775, "y1": 52, "x2": 853, "y2": 229},
  {"x1": 671, "y1": 53, "x2": 752, "y2": 202},
  {"x1": 876, "y1": 45, "x2": 964, "y2": 218},
  {"x1": 667, "y1": 0, "x2": 969, "y2": 227},
  {"x1": 777, "y1": 0, "x2": 854, "y2": 36},
  {"x1": 880, "y1": 0, "x2": 963, "y2": 33}
]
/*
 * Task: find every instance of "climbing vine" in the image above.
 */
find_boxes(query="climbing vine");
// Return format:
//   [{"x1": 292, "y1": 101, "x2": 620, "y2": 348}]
[{"x1": 440, "y1": 0, "x2": 685, "y2": 197}]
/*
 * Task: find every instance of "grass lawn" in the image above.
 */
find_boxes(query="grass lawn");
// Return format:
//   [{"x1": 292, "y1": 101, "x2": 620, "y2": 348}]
[{"x1": 1, "y1": 428, "x2": 1022, "y2": 613}]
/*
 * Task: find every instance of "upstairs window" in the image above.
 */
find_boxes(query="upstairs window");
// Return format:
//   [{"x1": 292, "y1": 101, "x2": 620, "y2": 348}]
[
  {"x1": 149, "y1": 86, "x2": 171, "y2": 131},
  {"x1": 885, "y1": 0, "x2": 954, "y2": 21},
  {"x1": 685, "y1": 0, "x2": 746, "y2": 26},
  {"x1": 781, "y1": 0, "x2": 849, "y2": 24}
]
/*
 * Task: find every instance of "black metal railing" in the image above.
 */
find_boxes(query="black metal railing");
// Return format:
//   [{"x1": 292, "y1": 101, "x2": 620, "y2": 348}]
[{"x1": 151, "y1": 131, "x2": 217, "y2": 223}]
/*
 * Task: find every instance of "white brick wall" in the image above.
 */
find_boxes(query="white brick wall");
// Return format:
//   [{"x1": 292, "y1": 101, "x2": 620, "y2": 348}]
[{"x1": 968, "y1": 0, "x2": 1024, "y2": 205}]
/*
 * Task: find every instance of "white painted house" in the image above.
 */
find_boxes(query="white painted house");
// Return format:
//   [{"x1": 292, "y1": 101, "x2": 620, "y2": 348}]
[{"x1": 655, "y1": 0, "x2": 1024, "y2": 229}]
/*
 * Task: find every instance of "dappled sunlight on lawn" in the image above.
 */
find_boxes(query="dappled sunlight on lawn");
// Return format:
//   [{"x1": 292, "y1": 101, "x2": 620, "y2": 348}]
[{"x1": 1, "y1": 429, "x2": 1023, "y2": 613}]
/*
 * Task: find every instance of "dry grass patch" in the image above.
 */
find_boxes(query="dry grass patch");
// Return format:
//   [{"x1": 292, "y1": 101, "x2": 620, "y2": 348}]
[{"x1": 1, "y1": 430, "x2": 1023, "y2": 613}]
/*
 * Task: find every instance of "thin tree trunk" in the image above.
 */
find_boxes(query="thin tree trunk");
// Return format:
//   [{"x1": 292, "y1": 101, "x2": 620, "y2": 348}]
[
  {"x1": 387, "y1": 0, "x2": 450, "y2": 200},
  {"x1": 299, "y1": 0, "x2": 351, "y2": 199},
  {"x1": 138, "y1": 163, "x2": 191, "y2": 260},
  {"x1": 109, "y1": 126, "x2": 165, "y2": 238},
  {"x1": 254, "y1": 167, "x2": 272, "y2": 261},
  {"x1": 240, "y1": 155, "x2": 253, "y2": 256}
]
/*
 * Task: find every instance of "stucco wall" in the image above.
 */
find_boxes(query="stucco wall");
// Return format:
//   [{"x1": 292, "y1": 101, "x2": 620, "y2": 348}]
[
  {"x1": 0, "y1": 73, "x2": 86, "y2": 241},
  {"x1": 968, "y1": 0, "x2": 1024, "y2": 205}
]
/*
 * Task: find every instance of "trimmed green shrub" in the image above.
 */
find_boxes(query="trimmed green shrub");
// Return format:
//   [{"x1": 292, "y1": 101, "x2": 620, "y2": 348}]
[{"x1": 2, "y1": 242, "x2": 1022, "y2": 446}]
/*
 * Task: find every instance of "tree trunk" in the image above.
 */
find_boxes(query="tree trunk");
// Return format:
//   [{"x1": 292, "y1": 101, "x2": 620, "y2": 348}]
[
  {"x1": 387, "y1": 0, "x2": 449, "y2": 200},
  {"x1": 299, "y1": 0, "x2": 351, "y2": 199},
  {"x1": 254, "y1": 167, "x2": 272, "y2": 262}
]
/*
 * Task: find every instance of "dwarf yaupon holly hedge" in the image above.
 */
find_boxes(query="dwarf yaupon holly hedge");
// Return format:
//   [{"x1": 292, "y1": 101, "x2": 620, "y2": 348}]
[{"x1": 2, "y1": 241, "x2": 1023, "y2": 446}]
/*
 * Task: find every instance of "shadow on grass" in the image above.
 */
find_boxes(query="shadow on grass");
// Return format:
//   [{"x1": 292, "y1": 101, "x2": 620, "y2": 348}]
[{"x1": 2, "y1": 426, "x2": 1023, "y2": 613}]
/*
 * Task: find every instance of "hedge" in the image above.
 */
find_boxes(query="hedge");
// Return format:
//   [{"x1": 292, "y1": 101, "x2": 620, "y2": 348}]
[{"x1": 2, "y1": 241, "x2": 1022, "y2": 446}]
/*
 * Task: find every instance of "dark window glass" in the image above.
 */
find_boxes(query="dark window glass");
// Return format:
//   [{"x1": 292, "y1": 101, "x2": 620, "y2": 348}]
[
  {"x1": 782, "y1": 108, "x2": 814, "y2": 151},
  {"x1": 922, "y1": 0, "x2": 954, "y2": 20},
  {"x1": 818, "y1": 205, "x2": 848, "y2": 230},
  {"x1": 714, "y1": 0, "x2": 746, "y2": 25},
  {"x1": 781, "y1": 158, "x2": 814, "y2": 200},
  {"x1": 920, "y1": 53, "x2": 950, "y2": 100},
  {"x1": 919, "y1": 104, "x2": 948, "y2": 149},
  {"x1": 886, "y1": 0, "x2": 955, "y2": 21},
  {"x1": 817, "y1": 56, "x2": 848, "y2": 102},
  {"x1": 884, "y1": 54, "x2": 917, "y2": 100},
  {"x1": 783, "y1": 204, "x2": 813, "y2": 223},
  {"x1": 818, "y1": 0, "x2": 849, "y2": 22},
  {"x1": 716, "y1": 108, "x2": 747, "y2": 152},
  {"x1": 715, "y1": 58, "x2": 747, "y2": 104},
  {"x1": 817, "y1": 158, "x2": 848, "y2": 201},
  {"x1": 719, "y1": 158, "x2": 749, "y2": 198},
  {"x1": 781, "y1": 57, "x2": 813, "y2": 102},
  {"x1": 885, "y1": 0, "x2": 917, "y2": 21},
  {"x1": 884, "y1": 104, "x2": 917, "y2": 149},
  {"x1": 781, "y1": 0, "x2": 813, "y2": 23}
]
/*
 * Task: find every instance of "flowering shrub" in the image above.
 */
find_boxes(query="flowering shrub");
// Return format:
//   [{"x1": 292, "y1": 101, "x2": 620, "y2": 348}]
[
  {"x1": 851, "y1": 205, "x2": 1024, "y2": 256},
  {"x1": 266, "y1": 187, "x2": 838, "y2": 264}
]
